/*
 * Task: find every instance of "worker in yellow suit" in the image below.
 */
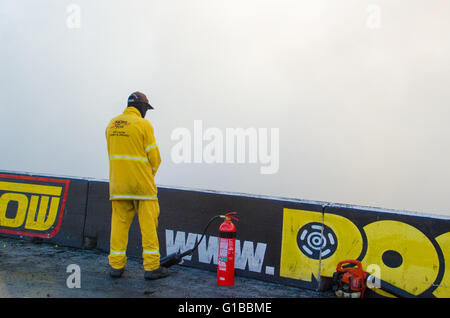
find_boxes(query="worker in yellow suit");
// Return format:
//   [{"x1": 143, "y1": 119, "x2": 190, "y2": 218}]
[{"x1": 105, "y1": 91, "x2": 168, "y2": 280}]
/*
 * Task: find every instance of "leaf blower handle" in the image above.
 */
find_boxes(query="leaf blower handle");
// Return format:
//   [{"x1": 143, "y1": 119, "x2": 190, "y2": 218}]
[{"x1": 336, "y1": 260, "x2": 363, "y2": 272}]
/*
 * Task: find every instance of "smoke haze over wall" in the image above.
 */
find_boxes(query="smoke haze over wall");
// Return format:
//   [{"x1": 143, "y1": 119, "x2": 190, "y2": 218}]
[{"x1": 1, "y1": 0, "x2": 449, "y2": 216}]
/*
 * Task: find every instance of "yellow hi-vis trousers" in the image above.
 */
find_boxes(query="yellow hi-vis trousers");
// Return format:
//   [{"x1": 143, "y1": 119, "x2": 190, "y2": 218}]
[{"x1": 108, "y1": 199, "x2": 160, "y2": 271}]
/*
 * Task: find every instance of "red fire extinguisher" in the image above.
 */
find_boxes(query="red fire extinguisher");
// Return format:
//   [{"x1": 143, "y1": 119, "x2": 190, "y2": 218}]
[{"x1": 217, "y1": 212, "x2": 238, "y2": 286}]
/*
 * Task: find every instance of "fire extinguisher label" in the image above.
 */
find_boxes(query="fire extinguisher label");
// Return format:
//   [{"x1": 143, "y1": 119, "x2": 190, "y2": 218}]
[
  {"x1": 218, "y1": 261, "x2": 226, "y2": 271},
  {"x1": 218, "y1": 238, "x2": 229, "y2": 271},
  {"x1": 219, "y1": 238, "x2": 229, "y2": 250}
]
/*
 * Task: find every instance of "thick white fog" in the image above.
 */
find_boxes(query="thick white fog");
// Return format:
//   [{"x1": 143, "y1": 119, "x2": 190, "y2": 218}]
[{"x1": 1, "y1": 0, "x2": 449, "y2": 216}]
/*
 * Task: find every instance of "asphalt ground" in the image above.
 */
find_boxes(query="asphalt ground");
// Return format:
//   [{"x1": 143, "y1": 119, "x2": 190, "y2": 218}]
[{"x1": 0, "y1": 236, "x2": 334, "y2": 299}]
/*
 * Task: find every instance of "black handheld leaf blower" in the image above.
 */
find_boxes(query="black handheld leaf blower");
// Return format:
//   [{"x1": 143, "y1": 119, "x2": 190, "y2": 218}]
[{"x1": 160, "y1": 214, "x2": 230, "y2": 268}]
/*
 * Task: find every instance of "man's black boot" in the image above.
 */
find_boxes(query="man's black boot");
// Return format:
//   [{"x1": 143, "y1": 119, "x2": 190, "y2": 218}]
[
  {"x1": 110, "y1": 267, "x2": 124, "y2": 278},
  {"x1": 144, "y1": 267, "x2": 169, "y2": 280}
]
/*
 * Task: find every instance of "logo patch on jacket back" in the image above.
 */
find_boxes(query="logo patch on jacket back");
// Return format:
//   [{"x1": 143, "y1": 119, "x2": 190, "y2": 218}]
[
  {"x1": 110, "y1": 120, "x2": 130, "y2": 129},
  {"x1": 109, "y1": 120, "x2": 131, "y2": 137},
  {"x1": 0, "y1": 174, "x2": 70, "y2": 238}
]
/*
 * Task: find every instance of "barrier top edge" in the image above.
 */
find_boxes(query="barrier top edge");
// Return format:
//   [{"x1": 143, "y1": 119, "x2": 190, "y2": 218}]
[{"x1": 1, "y1": 170, "x2": 448, "y2": 221}]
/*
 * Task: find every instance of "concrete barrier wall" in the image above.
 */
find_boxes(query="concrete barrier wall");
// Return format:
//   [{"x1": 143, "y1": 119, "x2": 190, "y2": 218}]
[{"x1": 1, "y1": 171, "x2": 449, "y2": 297}]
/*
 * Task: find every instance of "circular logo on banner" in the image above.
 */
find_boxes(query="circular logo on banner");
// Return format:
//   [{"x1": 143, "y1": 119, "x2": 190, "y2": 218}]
[{"x1": 297, "y1": 222, "x2": 338, "y2": 260}]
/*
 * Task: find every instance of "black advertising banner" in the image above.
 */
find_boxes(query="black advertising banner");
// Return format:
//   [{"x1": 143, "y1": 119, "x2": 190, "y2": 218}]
[
  {"x1": 2, "y1": 171, "x2": 450, "y2": 297},
  {"x1": 0, "y1": 173, "x2": 87, "y2": 248},
  {"x1": 320, "y1": 205, "x2": 450, "y2": 298},
  {"x1": 83, "y1": 182, "x2": 324, "y2": 289},
  {"x1": 156, "y1": 188, "x2": 324, "y2": 290}
]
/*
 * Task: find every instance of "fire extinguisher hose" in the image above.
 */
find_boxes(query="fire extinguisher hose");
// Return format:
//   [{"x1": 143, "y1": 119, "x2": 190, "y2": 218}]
[
  {"x1": 160, "y1": 214, "x2": 233, "y2": 268},
  {"x1": 192, "y1": 215, "x2": 223, "y2": 252}
]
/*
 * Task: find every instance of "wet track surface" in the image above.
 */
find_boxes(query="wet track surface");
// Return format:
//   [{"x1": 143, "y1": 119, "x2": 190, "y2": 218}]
[{"x1": 0, "y1": 236, "x2": 334, "y2": 298}]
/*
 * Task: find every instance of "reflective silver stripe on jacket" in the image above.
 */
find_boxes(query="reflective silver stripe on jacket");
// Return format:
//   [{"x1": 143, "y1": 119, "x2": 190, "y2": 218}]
[
  {"x1": 110, "y1": 195, "x2": 158, "y2": 200},
  {"x1": 145, "y1": 143, "x2": 157, "y2": 152},
  {"x1": 109, "y1": 155, "x2": 148, "y2": 162}
]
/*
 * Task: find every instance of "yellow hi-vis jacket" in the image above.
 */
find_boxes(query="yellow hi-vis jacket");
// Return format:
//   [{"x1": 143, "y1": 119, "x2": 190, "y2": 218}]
[{"x1": 106, "y1": 107, "x2": 161, "y2": 200}]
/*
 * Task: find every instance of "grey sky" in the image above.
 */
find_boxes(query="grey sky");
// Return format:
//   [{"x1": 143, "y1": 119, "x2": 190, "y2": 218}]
[{"x1": 1, "y1": 0, "x2": 449, "y2": 216}]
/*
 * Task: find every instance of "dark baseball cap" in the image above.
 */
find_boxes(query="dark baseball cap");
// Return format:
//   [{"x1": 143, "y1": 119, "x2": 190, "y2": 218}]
[{"x1": 127, "y1": 91, "x2": 154, "y2": 110}]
